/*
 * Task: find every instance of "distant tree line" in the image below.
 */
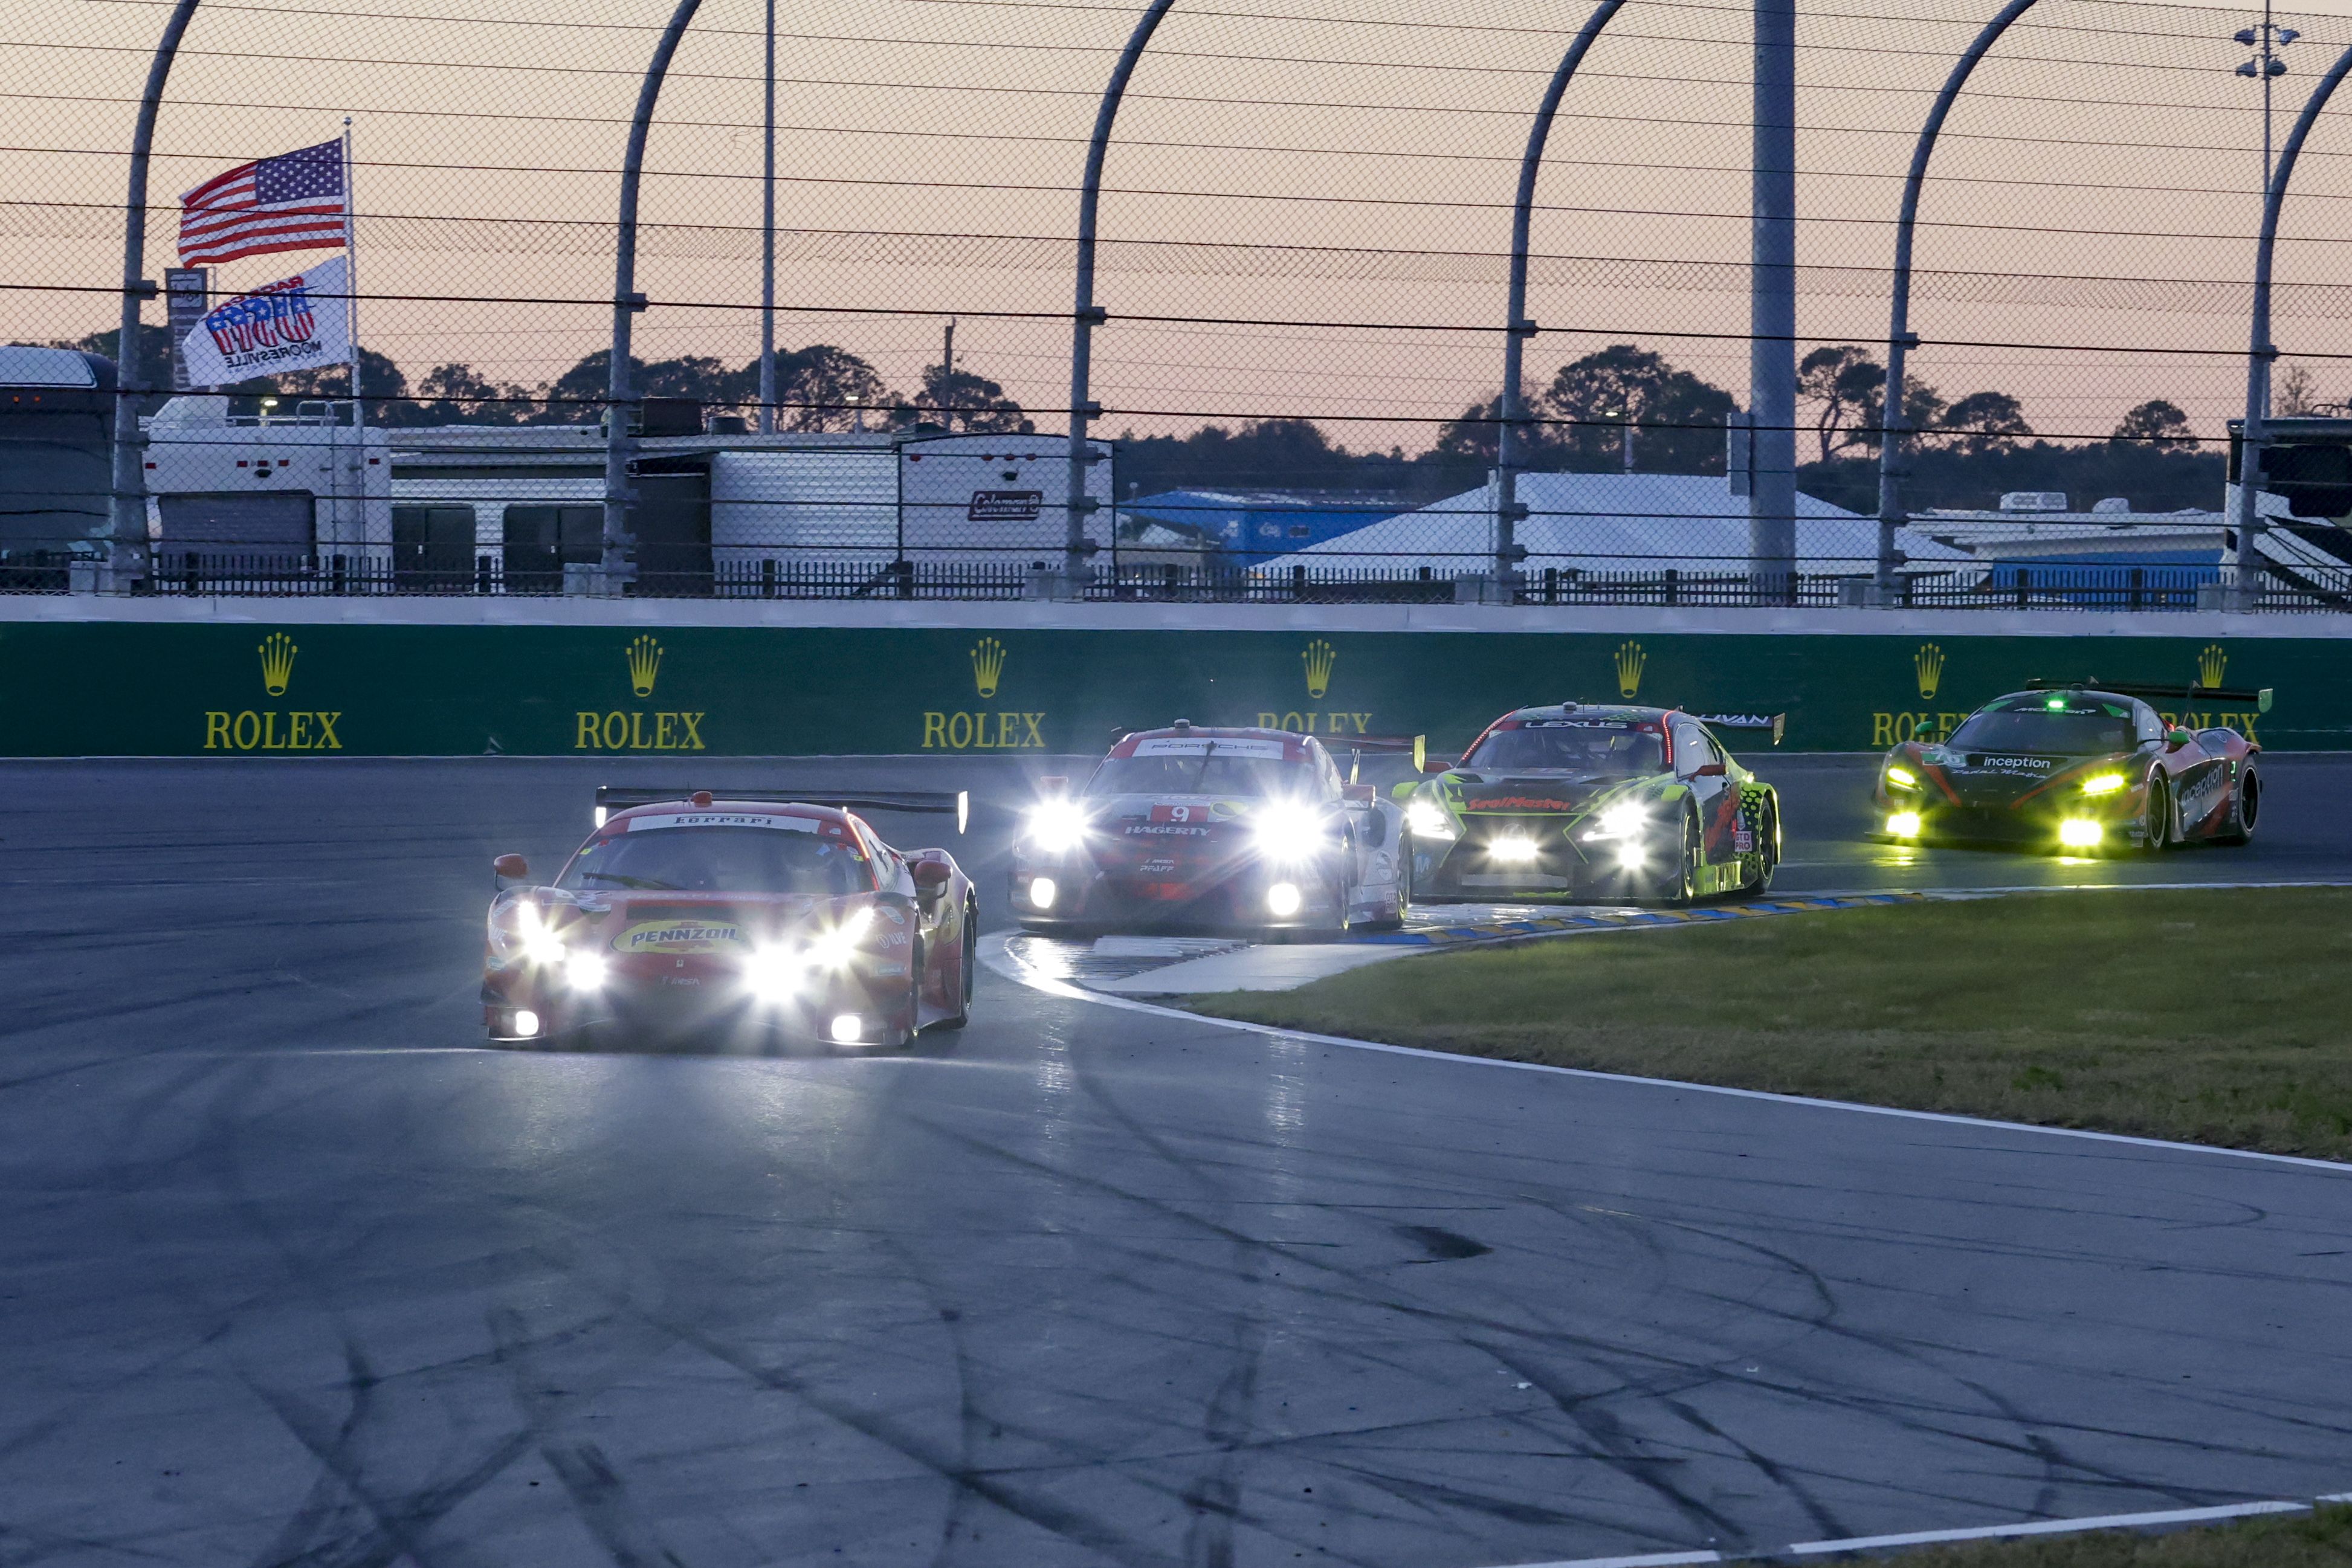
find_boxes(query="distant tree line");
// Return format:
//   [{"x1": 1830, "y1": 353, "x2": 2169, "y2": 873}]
[
  {"x1": 59, "y1": 324, "x2": 2234, "y2": 512},
  {"x1": 53, "y1": 326, "x2": 1032, "y2": 434}
]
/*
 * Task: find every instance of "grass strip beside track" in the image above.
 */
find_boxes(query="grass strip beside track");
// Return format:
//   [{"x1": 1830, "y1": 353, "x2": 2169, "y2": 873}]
[
  {"x1": 1187, "y1": 888, "x2": 2352, "y2": 1163},
  {"x1": 1873, "y1": 1501, "x2": 2352, "y2": 1566}
]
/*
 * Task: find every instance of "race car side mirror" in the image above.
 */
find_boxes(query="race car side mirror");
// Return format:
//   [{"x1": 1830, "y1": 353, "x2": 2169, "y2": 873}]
[
  {"x1": 911, "y1": 859, "x2": 952, "y2": 901},
  {"x1": 493, "y1": 853, "x2": 531, "y2": 889},
  {"x1": 2165, "y1": 729, "x2": 2194, "y2": 749}
]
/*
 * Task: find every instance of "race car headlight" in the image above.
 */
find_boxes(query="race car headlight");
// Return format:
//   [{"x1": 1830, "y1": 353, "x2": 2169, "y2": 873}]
[
  {"x1": 1886, "y1": 810, "x2": 1922, "y2": 838},
  {"x1": 2058, "y1": 818, "x2": 2104, "y2": 849},
  {"x1": 1404, "y1": 798, "x2": 1457, "y2": 841},
  {"x1": 1024, "y1": 799, "x2": 1089, "y2": 854},
  {"x1": 2079, "y1": 773, "x2": 2127, "y2": 796},
  {"x1": 512, "y1": 901, "x2": 566, "y2": 967},
  {"x1": 801, "y1": 905, "x2": 877, "y2": 971},
  {"x1": 563, "y1": 948, "x2": 608, "y2": 992},
  {"x1": 1582, "y1": 801, "x2": 1647, "y2": 842},
  {"x1": 744, "y1": 941, "x2": 802, "y2": 1002},
  {"x1": 1487, "y1": 835, "x2": 1541, "y2": 863},
  {"x1": 1252, "y1": 801, "x2": 1329, "y2": 862},
  {"x1": 1884, "y1": 765, "x2": 1919, "y2": 790}
]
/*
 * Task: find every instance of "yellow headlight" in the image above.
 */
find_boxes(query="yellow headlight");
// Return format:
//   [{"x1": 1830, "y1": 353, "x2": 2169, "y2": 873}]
[
  {"x1": 1885, "y1": 765, "x2": 1918, "y2": 789},
  {"x1": 2058, "y1": 818, "x2": 2103, "y2": 848},
  {"x1": 2079, "y1": 773, "x2": 2127, "y2": 796},
  {"x1": 1885, "y1": 811, "x2": 1922, "y2": 837}
]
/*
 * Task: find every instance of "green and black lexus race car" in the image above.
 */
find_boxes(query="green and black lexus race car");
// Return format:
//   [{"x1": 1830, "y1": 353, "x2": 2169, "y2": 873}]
[{"x1": 1402, "y1": 703, "x2": 1784, "y2": 905}]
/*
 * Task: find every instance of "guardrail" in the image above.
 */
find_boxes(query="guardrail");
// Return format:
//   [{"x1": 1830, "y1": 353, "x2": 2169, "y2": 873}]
[{"x1": 15, "y1": 552, "x2": 2351, "y2": 611}]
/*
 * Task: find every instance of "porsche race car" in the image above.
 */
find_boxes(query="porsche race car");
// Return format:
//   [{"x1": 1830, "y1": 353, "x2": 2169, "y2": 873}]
[
  {"x1": 1873, "y1": 680, "x2": 2267, "y2": 853},
  {"x1": 482, "y1": 787, "x2": 977, "y2": 1049},
  {"x1": 1404, "y1": 703, "x2": 1784, "y2": 905},
  {"x1": 1010, "y1": 723, "x2": 1409, "y2": 934}
]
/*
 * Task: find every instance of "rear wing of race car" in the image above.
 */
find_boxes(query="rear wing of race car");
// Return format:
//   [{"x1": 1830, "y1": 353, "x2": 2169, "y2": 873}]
[
  {"x1": 1687, "y1": 711, "x2": 1788, "y2": 746},
  {"x1": 2026, "y1": 678, "x2": 2273, "y2": 714},
  {"x1": 592, "y1": 786, "x2": 968, "y2": 833},
  {"x1": 1332, "y1": 732, "x2": 1429, "y2": 778}
]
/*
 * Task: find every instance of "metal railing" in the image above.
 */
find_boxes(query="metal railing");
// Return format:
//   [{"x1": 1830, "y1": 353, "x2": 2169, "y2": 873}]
[{"x1": 12, "y1": 550, "x2": 2343, "y2": 610}]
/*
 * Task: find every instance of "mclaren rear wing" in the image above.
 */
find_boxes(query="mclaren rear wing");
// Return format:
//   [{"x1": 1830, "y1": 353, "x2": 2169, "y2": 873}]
[
  {"x1": 592, "y1": 786, "x2": 968, "y2": 833},
  {"x1": 2026, "y1": 678, "x2": 2273, "y2": 714},
  {"x1": 1687, "y1": 711, "x2": 1788, "y2": 746}
]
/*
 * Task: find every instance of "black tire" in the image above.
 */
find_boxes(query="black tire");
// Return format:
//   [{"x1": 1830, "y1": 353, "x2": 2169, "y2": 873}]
[
  {"x1": 1656, "y1": 805, "x2": 1701, "y2": 907},
  {"x1": 935, "y1": 903, "x2": 975, "y2": 1031},
  {"x1": 1746, "y1": 795, "x2": 1780, "y2": 895},
  {"x1": 2219, "y1": 766, "x2": 2260, "y2": 845},
  {"x1": 2141, "y1": 777, "x2": 2174, "y2": 853}
]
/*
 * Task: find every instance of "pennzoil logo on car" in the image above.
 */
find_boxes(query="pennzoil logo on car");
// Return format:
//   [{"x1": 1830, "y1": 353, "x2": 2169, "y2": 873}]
[{"x1": 611, "y1": 920, "x2": 748, "y2": 955}]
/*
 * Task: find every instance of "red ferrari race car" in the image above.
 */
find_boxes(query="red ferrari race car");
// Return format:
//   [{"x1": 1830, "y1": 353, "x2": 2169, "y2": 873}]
[
  {"x1": 482, "y1": 788, "x2": 976, "y2": 1050},
  {"x1": 1872, "y1": 679, "x2": 2268, "y2": 853},
  {"x1": 1010, "y1": 722, "x2": 1412, "y2": 935}
]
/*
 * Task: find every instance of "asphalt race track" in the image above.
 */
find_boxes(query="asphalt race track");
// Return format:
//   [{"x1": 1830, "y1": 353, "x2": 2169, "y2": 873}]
[{"x1": 4, "y1": 754, "x2": 2350, "y2": 1567}]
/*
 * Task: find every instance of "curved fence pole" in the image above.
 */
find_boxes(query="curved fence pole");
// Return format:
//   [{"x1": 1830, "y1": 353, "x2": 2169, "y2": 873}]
[
  {"x1": 1494, "y1": 0, "x2": 1627, "y2": 595},
  {"x1": 603, "y1": 0, "x2": 704, "y2": 590},
  {"x1": 1067, "y1": 0, "x2": 1176, "y2": 592},
  {"x1": 108, "y1": 0, "x2": 203, "y2": 590},
  {"x1": 1873, "y1": 0, "x2": 2038, "y2": 595},
  {"x1": 2231, "y1": 41, "x2": 2352, "y2": 610}
]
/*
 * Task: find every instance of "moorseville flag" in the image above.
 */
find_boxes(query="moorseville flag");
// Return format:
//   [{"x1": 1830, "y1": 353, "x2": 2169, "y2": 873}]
[
  {"x1": 178, "y1": 256, "x2": 351, "y2": 387},
  {"x1": 178, "y1": 138, "x2": 346, "y2": 267}
]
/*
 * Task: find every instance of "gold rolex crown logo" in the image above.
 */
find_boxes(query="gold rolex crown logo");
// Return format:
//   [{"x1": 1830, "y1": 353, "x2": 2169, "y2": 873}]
[
  {"x1": 1614, "y1": 640, "x2": 1646, "y2": 699},
  {"x1": 1915, "y1": 642, "x2": 1945, "y2": 701},
  {"x1": 1302, "y1": 638, "x2": 1337, "y2": 699},
  {"x1": 258, "y1": 631, "x2": 297, "y2": 697},
  {"x1": 625, "y1": 634, "x2": 662, "y2": 698},
  {"x1": 2198, "y1": 642, "x2": 2226, "y2": 689},
  {"x1": 971, "y1": 637, "x2": 1007, "y2": 699}
]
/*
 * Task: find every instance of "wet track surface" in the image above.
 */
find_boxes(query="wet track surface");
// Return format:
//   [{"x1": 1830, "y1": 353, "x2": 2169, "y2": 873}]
[{"x1": 3, "y1": 754, "x2": 2350, "y2": 1566}]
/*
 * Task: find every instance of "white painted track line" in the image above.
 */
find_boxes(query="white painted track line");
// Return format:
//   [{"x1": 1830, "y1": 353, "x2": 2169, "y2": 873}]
[{"x1": 982, "y1": 930, "x2": 2352, "y2": 1177}]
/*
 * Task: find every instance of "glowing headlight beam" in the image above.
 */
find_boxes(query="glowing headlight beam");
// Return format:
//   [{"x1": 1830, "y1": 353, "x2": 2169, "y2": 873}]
[
  {"x1": 1405, "y1": 799, "x2": 1456, "y2": 840},
  {"x1": 1252, "y1": 801, "x2": 1328, "y2": 862},
  {"x1": 563, "y1": 948, "x2": 609, "y2": 992},
  {"x1": 802, "y1": 905, "x2": 877, "y2": 970},
  {"x1": 1885, "y1": 810, "x2": 1922, "y2": 838},
  {"x1": 517, "y1": 902, "x2": 566, "y2": 966},
  {"x1": 1024, "y1": 799, "x2": 1089, "y2": 853},
  {"x1": 2079, "y1": 773, "x2": 2127, "y2": 796},
  {"x1": 1486, "y1": 836, "x2": 1541, "y2": 863},
  {"x1": 1885, "y1": 765, "x2": 1919, "y2": 790},
  {"x1": 2058, "y1": 818, "x2": 2103, "y2": 849}
]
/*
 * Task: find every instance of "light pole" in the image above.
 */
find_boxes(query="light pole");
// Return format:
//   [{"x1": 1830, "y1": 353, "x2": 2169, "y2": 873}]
[
  {"x1": 2229, "y1": 41, "x2": 2352, "y2": 610},
  {"x1": 108, "y1": 0, "x2": 204, "y2": 591},
  {"x1": 1493, "y1": 0, "x2": 1629, "y2": 596},
  {"x1": 603, "y1": 0, "x2": 705, "y2": 592},
  {"x1": 1874, "y1": 0, "x2": 2040, "y2": 596},
  {"x1": 757, "y1": 0, "x2": 777, "y2": 435},
  {"x1": 1067, "y1": 0, "x2": 1176, "y2": 594},
  {"x1": 2236, "y1": 11, "x2": 2298, "y2": 196}
]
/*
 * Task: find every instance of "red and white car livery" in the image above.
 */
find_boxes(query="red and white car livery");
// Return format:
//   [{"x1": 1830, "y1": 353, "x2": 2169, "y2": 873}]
[
  {"x1": 483, "y1": 788, "x2": 975, "y2": 1049},
  {"x1": 1010, "y1": 722, "x2": 1409, "y2": 934}
]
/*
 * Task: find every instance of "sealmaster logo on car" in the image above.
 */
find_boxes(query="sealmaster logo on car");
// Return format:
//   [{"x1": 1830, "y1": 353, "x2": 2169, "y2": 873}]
[{"x1": 613, "y1": 920, "x2": 748, "y2": 955}]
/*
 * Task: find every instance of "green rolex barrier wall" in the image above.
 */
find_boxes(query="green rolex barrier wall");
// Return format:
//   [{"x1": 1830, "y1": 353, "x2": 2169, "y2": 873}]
[{"x1": 0, "y1": 612, "x2": 2336, "y2": 757}]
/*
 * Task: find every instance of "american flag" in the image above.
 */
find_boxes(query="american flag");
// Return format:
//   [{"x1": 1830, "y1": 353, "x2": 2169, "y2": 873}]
[{"x1": 178, "y1": 138, "x2": 347, "y2": 268}]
